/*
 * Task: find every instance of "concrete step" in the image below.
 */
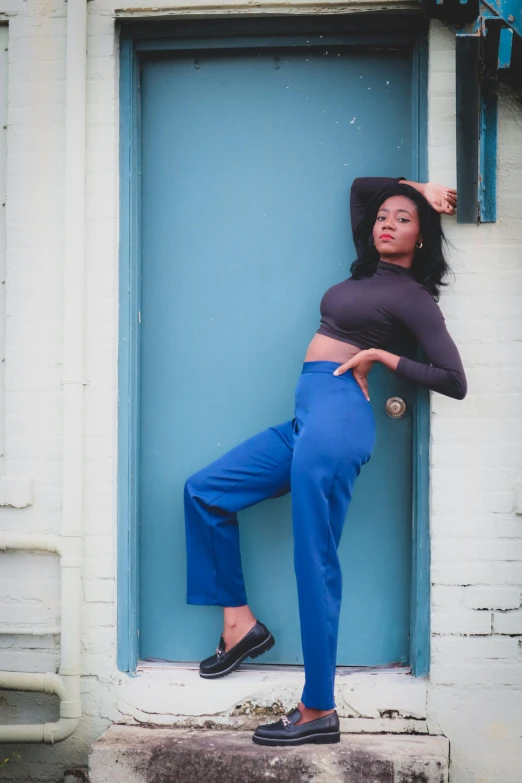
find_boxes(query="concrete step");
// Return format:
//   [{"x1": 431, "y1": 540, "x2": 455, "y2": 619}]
[{"x1": 89, "y1": 725, "x2": 449, "y2": 783}]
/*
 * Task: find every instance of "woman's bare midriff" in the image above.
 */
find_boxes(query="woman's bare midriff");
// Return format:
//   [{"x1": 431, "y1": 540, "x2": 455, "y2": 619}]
[{"x1": 304, "y1": 333, "x2": 363, "y2": 364}]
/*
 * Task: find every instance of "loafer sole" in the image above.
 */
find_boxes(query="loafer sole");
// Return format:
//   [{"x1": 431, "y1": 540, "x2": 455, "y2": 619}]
[
  {"x1": 252, "y1": 730, "x2": 341, "y2": 747},
  {"x1": 199, "y1": 633, "x2": 275, "y2": 679}
]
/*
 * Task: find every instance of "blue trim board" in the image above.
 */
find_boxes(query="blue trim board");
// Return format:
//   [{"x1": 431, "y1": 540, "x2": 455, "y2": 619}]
[
  {"x1": 117, "y1": 36, "x2": 141, "y2": 673},
  {"x1": 479, "y1": 88, "x2": 498, "y2": 223},
  {"x1": 498, "y1": 26, "x2": 514, "y2": 69},
  {"x1": 410, "y1": 35, "x2": 431, "y2": 678},
  {"x1": 117, "y1": 18, "x2": 431, "y2": 675}
]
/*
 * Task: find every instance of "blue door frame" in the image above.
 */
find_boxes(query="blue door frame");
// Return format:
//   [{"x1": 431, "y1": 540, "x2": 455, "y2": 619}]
[{"x1": 117, "y1": 14, "x2": 430, "y2": 677}]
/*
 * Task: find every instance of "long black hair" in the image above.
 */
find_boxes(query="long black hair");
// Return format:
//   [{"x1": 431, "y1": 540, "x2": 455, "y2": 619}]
[{"x1": 350, "y1": 182, "x2": 452, "y2": 301}]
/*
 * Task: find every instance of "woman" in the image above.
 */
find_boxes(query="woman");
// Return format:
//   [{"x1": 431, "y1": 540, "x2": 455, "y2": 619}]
[{"x1": 184, "y1": 176, "x2": 466, "y2": 747}]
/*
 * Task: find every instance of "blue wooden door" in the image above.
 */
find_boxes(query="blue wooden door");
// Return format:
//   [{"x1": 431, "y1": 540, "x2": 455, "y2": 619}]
[{"x1": 138, "y1": 44, "x2": 416, "y2": 666}]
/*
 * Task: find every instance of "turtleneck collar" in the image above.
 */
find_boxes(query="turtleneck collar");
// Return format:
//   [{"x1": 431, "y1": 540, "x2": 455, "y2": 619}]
[{"x1": 376, "y1": 259, "x2": 414, "y2": 276}]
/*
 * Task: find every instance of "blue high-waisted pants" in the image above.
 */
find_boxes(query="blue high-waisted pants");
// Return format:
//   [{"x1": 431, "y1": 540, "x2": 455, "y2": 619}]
[{"x1": 184, "y1": 361, "x2": 376, "y2": 710}]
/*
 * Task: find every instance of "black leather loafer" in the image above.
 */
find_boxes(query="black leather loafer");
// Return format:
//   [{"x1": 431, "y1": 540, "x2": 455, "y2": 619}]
[
  {"x1": 199, "y1": 620, "x2": 275, "y2": 679},
  {"x1": 252, "y1": 708, "x2": 340, "y2": 746}
]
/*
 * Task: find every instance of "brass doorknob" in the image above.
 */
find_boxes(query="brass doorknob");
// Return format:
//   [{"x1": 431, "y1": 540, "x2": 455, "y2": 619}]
[{"x1": 386, "y1": 397, "x2": 407, "y2": 418}]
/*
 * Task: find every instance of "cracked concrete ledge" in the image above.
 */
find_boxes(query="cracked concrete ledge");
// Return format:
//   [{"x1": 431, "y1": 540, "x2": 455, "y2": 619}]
[
  {"x1": 89, "y1": 725, "x2": 450, "y2": 783},
  {"x1": 111, "y1": 667, "x2": 429, "y2": 733},
  {"x1": 114, "y1": 709, "x2": 430, "y2": 735}
]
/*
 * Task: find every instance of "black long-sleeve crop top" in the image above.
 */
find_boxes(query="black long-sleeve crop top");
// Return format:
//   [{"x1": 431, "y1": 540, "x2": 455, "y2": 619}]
[{"x1": 316, "y1": 177, "x2": 467, "y2": 400}]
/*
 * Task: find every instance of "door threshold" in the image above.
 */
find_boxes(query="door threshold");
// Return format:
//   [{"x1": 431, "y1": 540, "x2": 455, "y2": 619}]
[{"x1": 137, "y1": 659, "x2": 412, "y2": 675}]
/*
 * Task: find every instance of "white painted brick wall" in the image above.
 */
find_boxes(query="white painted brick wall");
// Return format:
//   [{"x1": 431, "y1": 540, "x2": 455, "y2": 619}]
[
  {"x1": 493, "y1": 609, "x2": 522, "y2": 635},
  {"x1": 0, "y1": 8, "x2": 520, "y2": 783},
  {"x1": 427, "y1": 22, "x2": 522, "y2": 783},
  {"x1": 464, "y1": 586, "x2": 522, "y2": 610}
]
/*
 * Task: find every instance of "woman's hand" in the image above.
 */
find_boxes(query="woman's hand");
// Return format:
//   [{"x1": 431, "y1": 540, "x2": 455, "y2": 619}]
[
  {"x1": 333, "y1": 349, "x2": 380, "y2": 401},
  {"x1": 402, "y1": 181, "x2": 457, "y2": 215},
  {"x1": 423, "y1": 183, "x2": 457, "y2": 215}
]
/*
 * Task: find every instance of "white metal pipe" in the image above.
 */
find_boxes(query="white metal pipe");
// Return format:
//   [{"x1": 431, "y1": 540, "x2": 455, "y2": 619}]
[
  {"x1": 0, "y1": 672, "x2": 67, "y2": 701},
  {"x1": 0, "y1": 532, "x2": 61, "y2": 554},
  {"x1": 0, "y1": 0, "x2": 87, "y2": 744},
  {"x1": 59, "y1": 542, "x2": 83, "y2": 677},
  {"x1": 0, "y1": 667, "x2": 82, "y2": 743},
  {"x1": 0, "y1": 718, "x2": 81, "y2": 744}
]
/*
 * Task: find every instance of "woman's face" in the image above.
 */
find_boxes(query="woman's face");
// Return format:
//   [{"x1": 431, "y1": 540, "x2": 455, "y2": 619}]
[{"x1": 372, "y1": 195, "x2": 421, "y2": 257}]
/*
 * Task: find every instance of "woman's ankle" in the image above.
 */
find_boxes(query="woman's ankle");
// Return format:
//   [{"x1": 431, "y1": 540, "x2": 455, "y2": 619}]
[
  {"x1": 223, "y1": 605, "x2": 256, "y2": 629},
  {"x1": 222, "y1": 605, "x2": 257, "y2": 649},
  {"x1": 296, "y1": 701, "x2": 335, "y2": 724}
]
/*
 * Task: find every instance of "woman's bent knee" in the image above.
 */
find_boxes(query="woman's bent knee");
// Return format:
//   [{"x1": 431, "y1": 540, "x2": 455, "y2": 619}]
[{"x1": 184, "y1": 470, "x2": 208, "y2": 502}]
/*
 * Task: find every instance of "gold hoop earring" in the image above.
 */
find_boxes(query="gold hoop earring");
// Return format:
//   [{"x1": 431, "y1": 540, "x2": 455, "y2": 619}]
[{"x1": 416, "y1": 240, "x2": 423, "y2": 249}]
